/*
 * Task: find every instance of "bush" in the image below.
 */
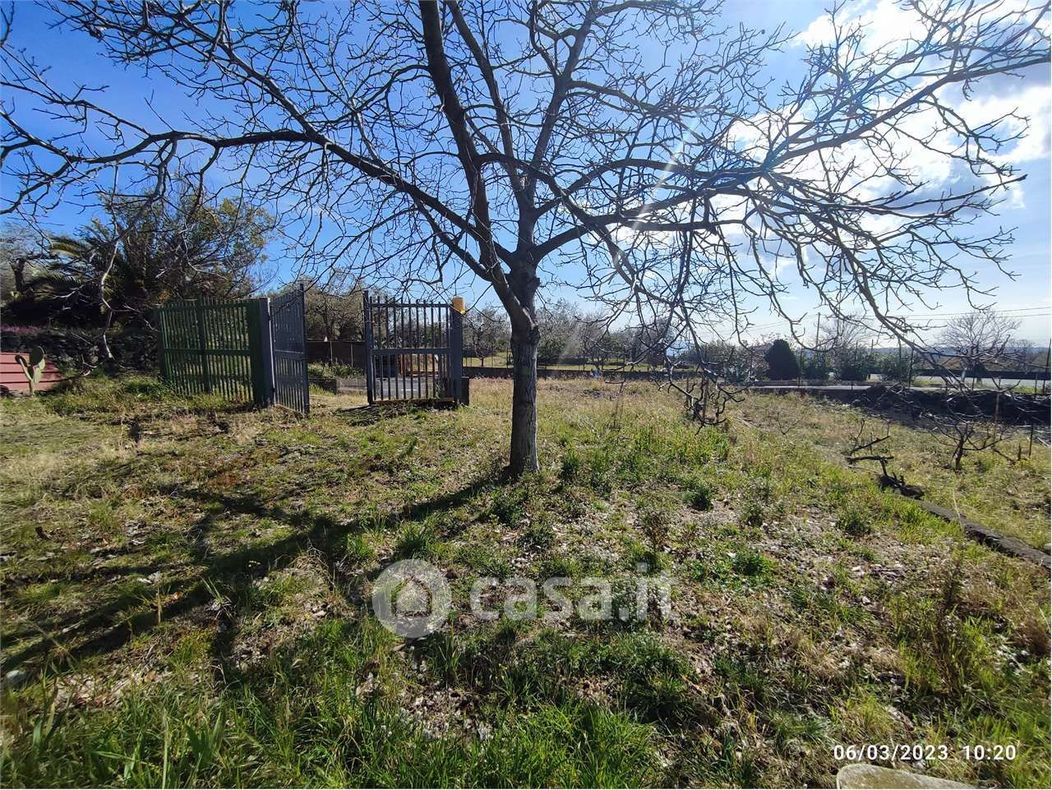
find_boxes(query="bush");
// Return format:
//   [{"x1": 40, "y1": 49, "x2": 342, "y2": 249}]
[
  {"x1": 740, "y1": 499, "x2": 767, "y2": 528},
  {"x1": 731, "y1": 549, "x2": 774, "y2": 577},
  {"x1": 685, "y1": 479, "x2": 714, "y2": 511},
  {"x1": 764, "y1": 339, "x2": 801, "y2": 380}
]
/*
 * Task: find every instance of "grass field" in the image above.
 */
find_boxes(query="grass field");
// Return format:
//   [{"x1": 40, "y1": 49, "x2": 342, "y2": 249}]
[{"x1": 0, "y1": 376, "x2": 1048, "y2": 787}]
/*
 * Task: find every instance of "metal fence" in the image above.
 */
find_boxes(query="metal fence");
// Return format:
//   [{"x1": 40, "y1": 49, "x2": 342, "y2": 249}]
[
  {"x1": 157, "y1": 299, "x2": 265, "y2": 404},
  {"x1": 156, "y1": 291, "x2": 308, "y2": 413},
  {"x1": 271, "y1": 288, "x2": 310, "y2": 415},
  {"x1": 363, "y1": 293, "x2": 465, "y2": 404}
]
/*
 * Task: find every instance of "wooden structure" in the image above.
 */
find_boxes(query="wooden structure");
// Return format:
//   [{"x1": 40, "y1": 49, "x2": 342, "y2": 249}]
[{"x1": 0, "y1": 352, "x2": 63, "y2": 394}]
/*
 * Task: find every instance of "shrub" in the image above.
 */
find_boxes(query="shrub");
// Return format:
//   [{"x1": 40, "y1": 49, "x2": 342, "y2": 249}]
[
  {"x1": 559, "y1": 448, "x2": 582, "y2": 481},
  {"x1": 686, "y1": 479, "x2": 714, "y2": 511},
  {"x1": 764, "y1": 339, "x2": 801, "y2": 380},
  {"x1": 491, "y1": 488, "x2": 526, "y2": 528},
  {"x1": 837, "y1": 506, "x2": 872, "y2": 537},
  {"x1": 522, "y1": 520, "x2": 555, "y2": 550},
  {"x1": 740, "y1": 499, "x2": 767, "y2": 528},
  {"x1": 731, "y1": 549, "x2": 774, "y2": 577},
  {"x1": 637, "y1": 499, "x2": 672, "y2": 552}
]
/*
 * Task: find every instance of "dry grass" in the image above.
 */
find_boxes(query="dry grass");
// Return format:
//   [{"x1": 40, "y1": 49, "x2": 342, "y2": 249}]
[{"x1": 0, "y1": 375, "x2": 1047, "y2": 787}]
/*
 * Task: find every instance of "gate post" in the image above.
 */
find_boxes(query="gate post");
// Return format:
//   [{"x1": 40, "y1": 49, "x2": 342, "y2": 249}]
[
  {"x1": 250, "y1": 296, "x2": 275, "y2": 407},
  {"x1": 299, "y1": 283, "x2": 310, "y2": 416},
  {"x1": 362, "y1": 290, "x2": 376, "y2": 405},
  {"x1": 450, "y1": 297, "x2": 465, "y2": 405}
]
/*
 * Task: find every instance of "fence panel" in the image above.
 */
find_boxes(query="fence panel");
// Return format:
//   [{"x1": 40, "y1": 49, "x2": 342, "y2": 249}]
[
  {"x1": 157, "y1": 298, "x2": 265, "y2": 407},
  {"x1": 270, "y1": 287, "x2": 310, "y2": 414}
]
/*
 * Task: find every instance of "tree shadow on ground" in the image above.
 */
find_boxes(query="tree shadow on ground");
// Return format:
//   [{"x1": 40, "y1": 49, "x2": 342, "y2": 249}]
[
  {"x1": 335, "y1": 400, "x2": 457, "y2": 426},
  {"x1": 4, "y1": 468, "x2": 501, "y2": 679}
]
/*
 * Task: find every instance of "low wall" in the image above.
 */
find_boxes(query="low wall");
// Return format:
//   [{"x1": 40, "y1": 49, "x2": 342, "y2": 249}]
[
  {"x1": 306, "y1": 339, "x2": 366, "y2": 369},
  {"x1": 760, "y1": 384, "x2": 1050, "y2": 425}
]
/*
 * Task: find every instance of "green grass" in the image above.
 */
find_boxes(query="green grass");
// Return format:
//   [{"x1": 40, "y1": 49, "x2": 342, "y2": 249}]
[{"x1": 0, "y1": 375, "x2": 1048, "y2": 787}]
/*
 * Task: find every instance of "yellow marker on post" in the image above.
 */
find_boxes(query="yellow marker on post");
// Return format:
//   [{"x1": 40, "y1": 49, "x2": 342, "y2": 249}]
[{"x1": 452, "y1": 296, "x2": 466, "y2": 314}]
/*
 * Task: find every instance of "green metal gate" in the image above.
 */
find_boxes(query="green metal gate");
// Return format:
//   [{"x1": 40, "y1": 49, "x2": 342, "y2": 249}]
[{"x1": 156, "y1": 293, "x2": 308, "y2": 413}]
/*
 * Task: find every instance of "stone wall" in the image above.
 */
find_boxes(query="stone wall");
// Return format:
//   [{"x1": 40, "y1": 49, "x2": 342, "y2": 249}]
[{"x1": 0, "y1": 325, "x2": 157, "y2": 373}]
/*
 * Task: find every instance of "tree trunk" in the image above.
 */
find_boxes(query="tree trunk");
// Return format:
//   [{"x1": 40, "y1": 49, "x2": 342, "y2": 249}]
[{"x1": 509, "y1": 330, "x2": 540, "y2": 476}]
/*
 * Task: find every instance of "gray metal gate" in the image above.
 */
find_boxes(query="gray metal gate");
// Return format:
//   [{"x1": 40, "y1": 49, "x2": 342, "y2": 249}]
[
  {"x1": 363, "y1": 292, "x2": 464, "y2": 404},
  {"x1": 269, "y1": 286, "x2": 310, "y2": 414}
]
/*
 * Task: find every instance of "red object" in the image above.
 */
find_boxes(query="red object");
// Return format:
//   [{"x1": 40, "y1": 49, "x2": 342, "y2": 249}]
[{"x1": 0, "y1": 351, "x2": 63, "y2": 393}]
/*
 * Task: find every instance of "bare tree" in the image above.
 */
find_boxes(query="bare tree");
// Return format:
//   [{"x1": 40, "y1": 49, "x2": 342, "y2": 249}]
[
  {"x1": 0, "y1": 222, "x2": 50, "y2": 300},
  {"x1": 927, "y1": 404, "x2": 1012, "y2": 471},
  {"x1": 844, "y1": 418, "x2": 922, "y2": 496},
  {"x1": 937, "y1": 310, "x2": 1022, "y2": 388},
  {"x1": 465, "y1": 304, "x2": 509, "y2": 367},
  {"x1": 821, "y1": 316, "x2": 876, "y2": 382},
  {"x1": 2, "y1": 1, "x2": 1048, "y2": 474}
]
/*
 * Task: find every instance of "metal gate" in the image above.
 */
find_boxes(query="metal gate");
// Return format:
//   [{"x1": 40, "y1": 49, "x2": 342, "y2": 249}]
[
  {"x1": 156, "y1": 289, "x2": 309, "y2": 414},
  {"x1": 269, "y1": 286, "x2": 310, "y2": 414},
  {"x1": 363, "y1": 292, "x2": 464, "y2": 404}
]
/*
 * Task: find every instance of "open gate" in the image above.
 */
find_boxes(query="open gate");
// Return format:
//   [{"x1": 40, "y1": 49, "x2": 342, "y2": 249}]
[
  {"x1": 156, "y1": 287, "x2": 309, "y2": 414},
  {"x1": 269, "y1": 286, "x2": 310, "y2": 414},
  {"x1": 363, "y1": 292, "x2": 464, "y2": 405}
]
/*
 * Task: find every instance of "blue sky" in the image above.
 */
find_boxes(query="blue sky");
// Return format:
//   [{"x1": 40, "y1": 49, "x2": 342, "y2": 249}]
[{"x1": 4, "y1": 0, "x2": 1050, "y2": 343}]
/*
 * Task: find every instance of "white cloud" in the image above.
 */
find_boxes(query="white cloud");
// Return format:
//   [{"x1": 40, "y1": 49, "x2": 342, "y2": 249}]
[
  {"x1": 785, "y1": 0, "x2": 1050, "y2": 219},
  {"x1": 956, "y1": 83, "x2": 1052, "y2": 165},
  {"x1": 796, "y1": 0, "x2": 1050, "y2": 50}
]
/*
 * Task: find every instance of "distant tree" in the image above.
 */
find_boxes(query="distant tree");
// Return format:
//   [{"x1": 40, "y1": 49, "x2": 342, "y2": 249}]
[
  {"x1": 685, "y1": 340, "x2": 762, "y2": 382},
  {"x1": 302, "y1": 284, "x2": 365, "y2": 341},
  {"x1": 765, "y1": 339, "x2": 801, "y2": 380},
  {"x1": 465, "y1": 304, "x2": 509, "y2": 366},
  {"x1": 879, "y1": 349, "x2": 915, "y2": 385},
  {"x1": 938, "y1": 310, "x2": 1021, "y2": 388},
  {"x1": 599, "y1": 327, "x2": 636, "y2": 369},
  {"x1": 536, "y1": 300, "x2": 583, "y2": 365},
  {"x1": 628, "y1": 319, "x2": 677, "y2": 369},
  {"x1": 799, "y1": 350, "x2": 830, "y2": 381},
  {"x1": 822, "y1": 317, "x2": 875, "y2": 382},
  {"x1": 4, "y1": 181, "x2": 272, "y2": 338},
  {"x1": 0, "y1": 224, "x2": 51, "y2": 304}
]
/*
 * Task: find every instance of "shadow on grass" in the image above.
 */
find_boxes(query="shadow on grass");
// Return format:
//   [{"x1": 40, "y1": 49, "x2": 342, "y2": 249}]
[
  {"x1": 4, "y1": 467, "x2": 502, "y2": 680},
  {"x1": 336, "y1": 400, "x2": 457, "y2": 426}
]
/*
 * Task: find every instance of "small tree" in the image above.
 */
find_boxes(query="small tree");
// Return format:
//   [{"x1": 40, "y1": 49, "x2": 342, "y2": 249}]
[
  {"x1": 938, "y1": 310, "x2": 1021, "y2": 388},
  {"x1": 0, "y1": 223, "x2": 51, "y2": 303},
  {"x1": 928, "y1": 407, "x2": 1010, "y2": 472},
  {"x1": 822, "y1": 318, "x2": 875, "y2": 382},
  {"x1": 465, "y1": 304, "x2": 509, "y2": 367},
  {"x1": 765, "y1": 339, "x2": 801, "y2": 380},
  {"x1": 799, "y1": 350, "x2": 830, "y2": 381},
  {"x1": 303, "y1": 285, "x2": 365, "y2": 341},
  {"x1": 536, "y1": 300, "x2": 583, "y2": 365}
]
